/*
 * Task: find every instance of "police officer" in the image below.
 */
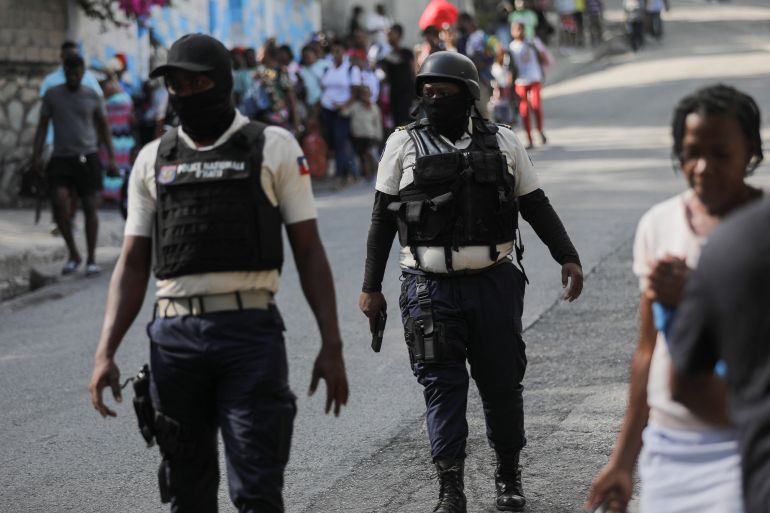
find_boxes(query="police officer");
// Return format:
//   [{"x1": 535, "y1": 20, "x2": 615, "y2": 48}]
[
  {"x1": 359, "y1": 51, "x2": 583, "y2": 513},
  {"x1": 88, "y1": 34, "x2": 349, "y2": 513}
]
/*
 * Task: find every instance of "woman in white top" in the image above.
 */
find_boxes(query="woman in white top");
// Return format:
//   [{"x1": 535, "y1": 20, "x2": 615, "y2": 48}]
[
  {"x1": 586, "y1": 84, "x2": 764, "y2": 513},
  {"x1": 509, "y1": 21, "x2": 548, "y2": 149},
  {"x1": 320, "y1": 40, "x2": 363, "y2": 183}
]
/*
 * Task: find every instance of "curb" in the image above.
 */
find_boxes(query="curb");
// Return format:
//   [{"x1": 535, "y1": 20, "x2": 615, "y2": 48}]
[
  {"x1": 0, "y1": 246, "x2": 67, "y2": 301},
  {"x1": 0, "y1": 208, "x2": 125, "y2": 303}
]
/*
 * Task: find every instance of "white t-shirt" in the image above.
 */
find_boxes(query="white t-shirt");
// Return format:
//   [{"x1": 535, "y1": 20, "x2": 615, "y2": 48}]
[
  {"x1": 320, "y1": 61, "x2": 363, "y2": 110},
  {"x1": 510, "y1": 39, "x2": 545, "y2": 86},
  {"x1": 125, "y1": 111, "x2": 317, "y2": 298},
  {"x1": 367, "y1": 12, "x2": 392, "y2": 47},
  {"x1": 362, "y1": 68, "x2": 380, "y2": 103},
  {"x1": 376, "y1": 121, "x2": 540, "y2": 273},
  {"x1": 632, "y1": 190, "x2": 714, "y2": 431}
]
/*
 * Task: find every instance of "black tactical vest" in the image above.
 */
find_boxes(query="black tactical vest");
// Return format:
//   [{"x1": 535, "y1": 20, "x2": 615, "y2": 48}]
[
  {"x1": 153, "y1": 122, "x2": 283, "y2": 279},
  {"x1": 392, "y1": 117, "x2": 518, "y2": 269}
]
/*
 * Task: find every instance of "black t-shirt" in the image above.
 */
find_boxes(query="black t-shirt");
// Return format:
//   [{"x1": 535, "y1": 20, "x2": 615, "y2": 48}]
[
  {"x1": 379, "y1": 47, "x2": 415, "y2": 97},
  {"x1": 669, "y1": 197, "x2": 770, "y2": 513}
]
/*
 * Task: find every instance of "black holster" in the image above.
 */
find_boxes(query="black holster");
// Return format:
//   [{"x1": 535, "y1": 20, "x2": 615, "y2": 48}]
[
  {"x1": 129, "y1": 363, "x2": 181, "y2": 504},
  {"x1": 131, "y1": 364, "x2": 156, "y2": 447},
  {"x1": 406, "y1": 275, "x2": 443, "y2": 364},
  {"x1": 155, "y1": 412, "x2": 183, "y2": 504}
]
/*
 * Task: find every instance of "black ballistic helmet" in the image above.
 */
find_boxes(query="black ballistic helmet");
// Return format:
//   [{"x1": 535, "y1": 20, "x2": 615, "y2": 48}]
[{"x1": 415, "y1": 51, "x2": 481, "y2": 100}]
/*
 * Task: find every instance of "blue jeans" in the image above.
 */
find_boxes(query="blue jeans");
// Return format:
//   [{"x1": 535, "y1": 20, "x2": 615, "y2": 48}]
[
  {"x1": 399, "y1": 263, "x2": 528, "y2": 461},
  {"x1": 147, "y1": 306, "x2": 296, "y2": 513},
  {"x1": 321, "y1": 107, "x2": 359, "y2": 178}
]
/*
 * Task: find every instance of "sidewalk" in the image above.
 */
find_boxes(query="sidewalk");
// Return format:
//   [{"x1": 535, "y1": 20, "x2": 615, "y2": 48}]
[{"x1": 0, "y1": 207, "x2": 124, "y2": 300}]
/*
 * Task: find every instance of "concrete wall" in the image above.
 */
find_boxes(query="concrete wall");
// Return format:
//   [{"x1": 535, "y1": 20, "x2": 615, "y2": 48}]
[
  {"x1": 79, "y1": 0, "x2": 322, "y2": 97},
  {"x1": 0, "y1": 0, "x2": 68, "y2": 205},
  {"x1": 0, "y1": 0, "x2": 67, "y2": 65}
]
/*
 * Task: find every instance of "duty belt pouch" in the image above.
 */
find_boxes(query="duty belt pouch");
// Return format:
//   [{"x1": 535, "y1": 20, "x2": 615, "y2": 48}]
[
  {"x1": 466, "y1": 151, "x2": 500, "y2": 184},
  {"x1": 413, "y1": 153, "x2": 461, "y2": 187}
]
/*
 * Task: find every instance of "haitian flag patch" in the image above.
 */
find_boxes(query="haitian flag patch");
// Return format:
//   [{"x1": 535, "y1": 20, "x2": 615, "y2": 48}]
[{"x1": 297, "y1": 156, "x2": 310, "y2": 176}]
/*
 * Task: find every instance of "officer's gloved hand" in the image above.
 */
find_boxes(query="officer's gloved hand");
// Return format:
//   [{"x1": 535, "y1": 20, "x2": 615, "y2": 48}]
[
  {"x1": 359, "y1": 291, "x2": 387, "y2": 333},
  {"x1": 561, "y1": 263, "x2": 584, "y2": 302}
]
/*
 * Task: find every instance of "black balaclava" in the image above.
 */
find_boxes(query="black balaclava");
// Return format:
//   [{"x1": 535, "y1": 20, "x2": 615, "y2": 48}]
[
  {"x1": 422, "y1": 86, "x2": 474, "y2": 142},
  {"x1": 169, "y1": 69, "x2": 235, "y2": 142}
]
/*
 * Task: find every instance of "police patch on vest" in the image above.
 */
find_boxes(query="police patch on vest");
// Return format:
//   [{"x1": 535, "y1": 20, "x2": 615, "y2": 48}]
[
  {"x1": 158, "y1": 165, "x2": 177, "y2": 184},
  {"x1": 166, "y1": 160, "x2": 249, "y2": 185}
]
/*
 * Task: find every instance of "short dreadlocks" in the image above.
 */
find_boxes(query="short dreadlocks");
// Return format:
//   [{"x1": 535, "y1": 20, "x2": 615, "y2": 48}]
[{"x1": 671, "y1": 84, "x2": 763, "y2": 174}]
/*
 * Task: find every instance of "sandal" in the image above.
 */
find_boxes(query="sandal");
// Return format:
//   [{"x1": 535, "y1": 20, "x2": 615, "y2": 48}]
[
  {"x1": 61, "y1": 260, "x2": 81, "y2": 275},
  {"x1": 85, "y1": 263, "x2": 102, "y2": 277}
]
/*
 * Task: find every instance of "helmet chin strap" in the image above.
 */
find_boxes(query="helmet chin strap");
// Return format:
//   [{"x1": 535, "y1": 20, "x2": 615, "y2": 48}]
[{"x1": 470, "y1": 102, "x2": 483, "y2": 119}]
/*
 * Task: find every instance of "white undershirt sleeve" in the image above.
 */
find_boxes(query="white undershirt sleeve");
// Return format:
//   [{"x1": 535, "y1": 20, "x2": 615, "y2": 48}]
[
  {"x1": 375, "y1": 129, "x2": 409, "y2": 195},
  {"x1": 124, "y1": 140, "x2": 160, "y2": 238}
]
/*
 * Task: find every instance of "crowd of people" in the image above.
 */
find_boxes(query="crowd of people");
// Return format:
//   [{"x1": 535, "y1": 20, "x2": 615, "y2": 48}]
[
  {"x1": 222, "y1": 0, "x2": 608, "y2": 175},
  {"x1": 33, "y1": 1, "x2": 619, "y2": 204},
  {"x1": 225, "y1": 15, "x2": 410, "y2": 186}
]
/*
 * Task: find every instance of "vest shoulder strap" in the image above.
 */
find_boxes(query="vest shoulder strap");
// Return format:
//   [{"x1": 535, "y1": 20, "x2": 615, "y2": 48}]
[
  {"x1": 407, "y1": 120, "x2": 459, "y2": 158},
  {"x1": 157, "y1": 127, "x2": 179, "y2": 162},
  {"x1": 406, "y1": 124, "x2": 427, "y2": 158},
  {"x1": 471, "y1": 117, "x2": 500, "y2": 135},
  {"x1": 235, "y1": 121, "x2": 268, "y2": 148},
  {"x1": 471, "y1": 118, "x2": 501, "y2": 151}
]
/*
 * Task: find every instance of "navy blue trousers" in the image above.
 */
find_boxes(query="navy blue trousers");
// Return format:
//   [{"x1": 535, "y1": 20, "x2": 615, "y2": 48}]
[
  {"x1": 147, "y1": 307, "x2": 296, "y2": 513},
  {"x1": 399, "y1": 262, "x2": 527, "y2": 461}
]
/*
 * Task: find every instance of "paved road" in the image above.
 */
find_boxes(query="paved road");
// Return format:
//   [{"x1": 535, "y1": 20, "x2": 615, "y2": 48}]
[{"x1": 2, "y1": 1, "x2": 770, "y2": 511}]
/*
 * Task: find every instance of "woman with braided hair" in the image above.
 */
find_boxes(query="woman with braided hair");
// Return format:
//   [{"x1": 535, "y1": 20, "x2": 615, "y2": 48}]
[{"x1": 585, "y1": 84, "x2": 764, "y2": 513}]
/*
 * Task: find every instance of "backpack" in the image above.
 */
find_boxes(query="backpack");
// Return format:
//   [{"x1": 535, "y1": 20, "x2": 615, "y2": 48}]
[{"x1": 240, "y1": 78, "x2": 273, "y2": 119}]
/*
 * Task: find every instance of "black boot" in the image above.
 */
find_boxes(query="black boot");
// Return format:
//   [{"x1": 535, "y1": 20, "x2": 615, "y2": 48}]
[
  {"x1": 495, "y1": 452, "x2": 525, "y2": 511},
  {"x1": 433, "y1": 459, "x2": 467, "y2": 513}
]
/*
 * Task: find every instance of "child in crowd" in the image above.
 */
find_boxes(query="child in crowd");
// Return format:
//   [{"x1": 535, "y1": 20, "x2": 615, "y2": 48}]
[
  {"x1": 490, "y1": 48, "x2": 518, "y2": 126},
  {"x1": 509, "y1": 21, "x2": 548, "y2": 149},
  {"x1": 624, "y1": 0, "x2": 645, "y2": 51},
  {"x1": 342, "y1": 85, "x2": 382, "y2": 181}
]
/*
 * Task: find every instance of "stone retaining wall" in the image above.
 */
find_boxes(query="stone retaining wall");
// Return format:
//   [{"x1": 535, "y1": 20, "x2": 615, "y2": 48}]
[
  {"x1": 0, "y1": 0, "x2": 66, "y2": 206},
  {"x1": 0, "y1": 65, "x2": 52, "y2": 206}
]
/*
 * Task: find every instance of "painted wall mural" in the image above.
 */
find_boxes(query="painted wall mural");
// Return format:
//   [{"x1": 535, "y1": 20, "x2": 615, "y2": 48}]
[{"x1": 77, "y1": 0, "x2": 321, "y2": 93}]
